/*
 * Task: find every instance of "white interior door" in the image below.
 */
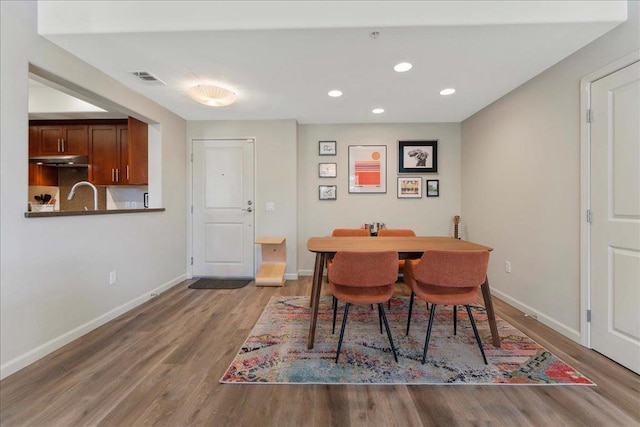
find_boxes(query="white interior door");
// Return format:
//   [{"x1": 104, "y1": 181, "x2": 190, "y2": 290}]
[
  {"x1": 192, "y1": 139, "x2": 254, "y2": 278},
  {"x1": 590, "y1": 61, "x2": 640, "y2": 374}
]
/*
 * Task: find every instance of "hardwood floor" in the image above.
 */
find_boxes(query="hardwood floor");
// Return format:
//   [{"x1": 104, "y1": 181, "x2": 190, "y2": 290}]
[{"x1": 1, "y1": 278, "x2": 638, "y2": 426}]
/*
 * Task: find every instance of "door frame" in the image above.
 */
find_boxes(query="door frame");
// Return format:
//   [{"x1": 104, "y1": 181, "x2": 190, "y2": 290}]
[
  {"x1": 579, "y1": 50, "x2": 640, "y2": 347},
  {"x1": 187, "y1": 137, "x2": 257, "y2": 279}
]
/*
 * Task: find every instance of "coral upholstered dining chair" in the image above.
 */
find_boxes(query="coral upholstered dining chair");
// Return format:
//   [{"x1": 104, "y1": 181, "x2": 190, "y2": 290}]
[
  {"x1": 377, "y1": 229, "x2": 416, "y2": 307},
  {"x1": 328, "y1": 251, "x2": 399, "y2": 363},
  {"x1": 331, "y1": 228, "x2": 370, "y2": 237},
  {"x1": 328, "y1": 228, "x2": 371, "y2": 324},
  {"x1": 377, "y1": 229, "x2": 416, "y2": 275},
  {"x1": 377, "y1": 228, "x2": 416, "y2": 237},
  {"x1": 404, "y1": 250, "x2": 490, "y2": 364}
]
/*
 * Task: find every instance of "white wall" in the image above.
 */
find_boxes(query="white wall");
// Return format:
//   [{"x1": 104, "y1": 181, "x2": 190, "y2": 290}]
[
  {"x1": 461, "y1": 1, "x2": 639, "y2": 341},
  {"x1": 0, "y1": 2, "x2": 187, "y2": 379},
  {"x1": 187, "y1": 120, "x2": 298, "y2": 279},
  {"x1": 297, "y1": 123, "x2": 461, "y2": 273}
]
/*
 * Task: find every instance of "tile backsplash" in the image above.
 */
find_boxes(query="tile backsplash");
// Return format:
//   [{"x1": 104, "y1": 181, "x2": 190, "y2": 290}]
[
  {"x1": 58, "y1": 168, "x2": 106, "y2": 211},
  {"x1": 58, "y1": 168, "x2": 107, "y2": 211},
  {"x1": 29, "y1": 168, "x2": 148, "y2": 212}
]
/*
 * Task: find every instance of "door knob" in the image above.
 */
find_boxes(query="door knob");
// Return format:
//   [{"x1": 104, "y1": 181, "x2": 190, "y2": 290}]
[{"x1": 242, "y1": 207, "x2": 253, "y2": 213}]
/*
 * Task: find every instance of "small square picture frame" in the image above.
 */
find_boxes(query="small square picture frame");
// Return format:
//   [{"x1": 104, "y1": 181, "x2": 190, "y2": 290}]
[
  {"x1": 397, "y1": 177, "x2": 422, "y2": 199},
  {"x1": 319, "y1": 141, "x2": 337, "y2": 156},
  {"x1": 319, "y1": 185, "x2": 337, "y2": 200},
  {"x1": 318, "y1": 162, "x2": 337, "y2": 178},
  {"x1": 426, "y1": 179, "x2": 440, "y2": 197}
]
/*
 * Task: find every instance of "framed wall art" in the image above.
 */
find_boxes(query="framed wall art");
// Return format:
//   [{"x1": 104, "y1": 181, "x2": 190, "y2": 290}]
[
  {"x1": 348, "y1": 145, "x2": 387, "y2": 193},
  {"x1": 397, "y1": 177, "x2": 422, "y2": 199},
  {"x1": 426, "y1": 179, "x2": 440, "y2": 197},
  {"x1": 319, "y1": 141, "x2": 337, "y2": 156},
  {"x1": 319, "y1": 185, "x2": 337, "y2": 200},
  {"x1": 318, "y1": 163, "x2": 337, "y2": 178},
  {"x1": 398, "y1": 140, "x2": 438, "y2": 173}
]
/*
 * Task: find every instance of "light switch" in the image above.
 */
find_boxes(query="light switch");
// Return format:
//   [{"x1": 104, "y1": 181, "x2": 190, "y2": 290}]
[{"x1": 266, "y1": 202, "x2": 275, "y2": 212}]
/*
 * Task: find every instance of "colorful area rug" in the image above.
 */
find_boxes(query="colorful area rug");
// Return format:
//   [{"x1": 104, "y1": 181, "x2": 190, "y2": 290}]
[{"x1": 221, "y1": 296, "x2": 594, "y2": 385}]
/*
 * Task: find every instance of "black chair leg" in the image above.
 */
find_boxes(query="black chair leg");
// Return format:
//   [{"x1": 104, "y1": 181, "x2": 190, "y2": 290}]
[
  {"x1": 453, "y1": 305, "x2": 457, "y2": 335},
  {"x1": 332, "y1": 296, "x2": 338, "y2": 334},
  {"x1": 335, "y1": 303, "x2": 351, "y2": 363},
  {"x1": 378, "y1": 303, "x2": 398, "y2": 362},
  {"x1": 465, "y1": 305, "x2": 488, "y2": 365},
  {"x1": 406, "y1": 291, "x2": 415, "y2": 335},
  {"x1": 377, "y1": 304, "x2": 383, "y2": 334},
  {"x1": 422, "y1": 304, "x2": 438, "y2": 364}
]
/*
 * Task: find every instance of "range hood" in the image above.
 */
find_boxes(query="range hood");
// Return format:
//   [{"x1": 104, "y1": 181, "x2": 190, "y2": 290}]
[{"x1": 29, "y1": 155, "x2": 89, "y2": 167}]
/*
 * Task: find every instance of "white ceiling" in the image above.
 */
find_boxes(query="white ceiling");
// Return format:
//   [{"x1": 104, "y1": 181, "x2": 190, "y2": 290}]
[
  {"x1": 36, "y1": 1, "x2": 627, "y2": 123},
  {"x1": 28, "y1": 78, "x2": 128, "y2": 120}
]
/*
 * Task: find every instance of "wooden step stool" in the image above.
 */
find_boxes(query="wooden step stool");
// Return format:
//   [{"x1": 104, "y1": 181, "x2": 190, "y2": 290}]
[{"x1": 255, "y1": 237, "x2": 286, "y2": 286}]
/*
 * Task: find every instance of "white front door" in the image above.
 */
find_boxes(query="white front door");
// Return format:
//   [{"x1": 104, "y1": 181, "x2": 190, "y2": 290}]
[
  {"x1": 192, "y1": 139, "x2": 254, "y2": 278},
  {"x1": 590, "y1": 61, "x2": 640, "y2": 374}
]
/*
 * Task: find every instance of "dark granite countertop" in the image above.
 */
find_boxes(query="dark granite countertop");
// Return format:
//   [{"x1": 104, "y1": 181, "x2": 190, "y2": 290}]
[{"x1": 25, "y1": 208, "x2": 165, "y2": 218}]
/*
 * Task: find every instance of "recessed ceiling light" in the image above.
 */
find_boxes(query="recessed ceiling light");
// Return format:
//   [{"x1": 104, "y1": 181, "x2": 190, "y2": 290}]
[
  {"x1": 394, "y1": 62, "x2": 412, "y2": 72},
  {"x1": 439, "y1": 88, "x2": 456, "y2": 96},
  {"x1": 372, "y1": 108, "x2": 385, "y2": 114},
  {"x1": 328, "y1": 90, "x2": 343, "y2": 97}
]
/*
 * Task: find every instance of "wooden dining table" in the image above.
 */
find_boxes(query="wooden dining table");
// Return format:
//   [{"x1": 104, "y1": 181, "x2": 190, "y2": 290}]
[{"x1": 306, "y1": 236, "x2": 501, "y2": 349}]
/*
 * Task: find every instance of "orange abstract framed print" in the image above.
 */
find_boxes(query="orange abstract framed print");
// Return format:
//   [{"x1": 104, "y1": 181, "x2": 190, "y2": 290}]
[{"x1": 348, "y1": 145, "x2": 387, "y2": 193}]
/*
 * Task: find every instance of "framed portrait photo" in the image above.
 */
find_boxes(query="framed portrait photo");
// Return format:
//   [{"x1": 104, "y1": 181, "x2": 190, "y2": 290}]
[
  {"x1": 318, "y1": 163, "x2": 337, "y2": 178},
  {"x1": 348, "y1": 145, "x2": 387, "y2": 193},
  {"x1": 319, "y1": 185, "x2": 337, "y2": 200},
  {"x1": 397, "y1": 177, "x2": 422, "y2": 199},
  {"x1": 398, "y1": 140, "x2": 438, "y2": 173},
  {"x1": 426, "y1": 179, "x2": 440, "y2": 197},
  {"x1": 319, "y1": 141, "x2": 337, "y2": 156}
]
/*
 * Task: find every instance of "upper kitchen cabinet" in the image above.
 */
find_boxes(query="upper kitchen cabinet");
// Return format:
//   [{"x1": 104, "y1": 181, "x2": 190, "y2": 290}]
[
  {"x1": 88, "y1": 117, "x2": 148, "y2": 185},
  {"x1": 28, "y1": 163, "x2": 58, "y2": 186},
  {"x1": 127, "y1": 117, "x2": 148, "y2": 185},
  {"x1": 30, "y1": 124, "x2": 88, "y2": 156},
  {"x1": 88, "y1": 123, "x2": 121, "y2": 185}
]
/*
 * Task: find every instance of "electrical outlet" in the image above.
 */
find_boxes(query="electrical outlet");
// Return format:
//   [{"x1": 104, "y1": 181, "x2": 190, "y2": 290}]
[
  {"x1": 109, "y1": 271, "x2": 117, "y2": 285},
  {"x1": 505, "y1": 261, "x2": 512, "y2": 273},
  {"x1": 266, "y1": 202, "x2": 275, "y2": 212}
]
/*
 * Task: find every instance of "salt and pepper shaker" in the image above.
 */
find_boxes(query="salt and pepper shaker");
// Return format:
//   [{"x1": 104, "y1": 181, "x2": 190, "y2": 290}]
[{"x1": 361, "y1": 222, "x2": 386, "y2": 236}]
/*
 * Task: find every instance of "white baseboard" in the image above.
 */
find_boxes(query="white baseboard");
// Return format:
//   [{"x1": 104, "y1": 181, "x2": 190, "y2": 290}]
[
  {"x1": 297, "y1": 269, "x2": 314, "y2": 277},
  {"x1": 490, "y1": 287, "x2": 581, "y2": 344},
  {"x1": 0, "y1": 274, "x2": 187, "y2": 381},
  {"x1": 284, "y1": 273, "x2": 299, "y2": 280}
]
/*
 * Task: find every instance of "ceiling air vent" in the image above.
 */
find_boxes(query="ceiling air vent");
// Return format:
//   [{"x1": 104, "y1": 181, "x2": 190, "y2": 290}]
[{"x1": 129, "y1": 71, "x2": 166, "y2": 85}]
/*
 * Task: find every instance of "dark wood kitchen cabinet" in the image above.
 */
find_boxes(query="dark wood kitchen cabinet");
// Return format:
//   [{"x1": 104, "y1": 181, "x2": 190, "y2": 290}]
[
  {"x1": 126, "y1": 117, "x2": 148, "y2": 185},
  {"x1": 28, "y1": 163, "x2": 58, "y2": 186},
  {"x1": 88, "y1": 124, "x2": 120, "y2": 185},
  {"x1": 88, "y1": 117, "x2": 148, "y2": 185},
  {"x1": 29, "y1": 124, "x2": 88, "y2": 156}
]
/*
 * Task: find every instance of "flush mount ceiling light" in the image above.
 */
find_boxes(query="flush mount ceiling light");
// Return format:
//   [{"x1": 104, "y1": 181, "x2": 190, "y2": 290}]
[
  {"x1": 372, "y1": 108, "x2": 385, "y2": 114},
  {"x1": 439, "y1": 88, "x2": 456, "y2": 96},
  {"x1": 394, "y1": 62, "x2": 412, "y2": 72},
  {"x1": 188, "y1": 84, "x2": 237, "y2": 107},
  {"x1": 328, "y1": 90, "x2": 343, "y2": 97}
]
